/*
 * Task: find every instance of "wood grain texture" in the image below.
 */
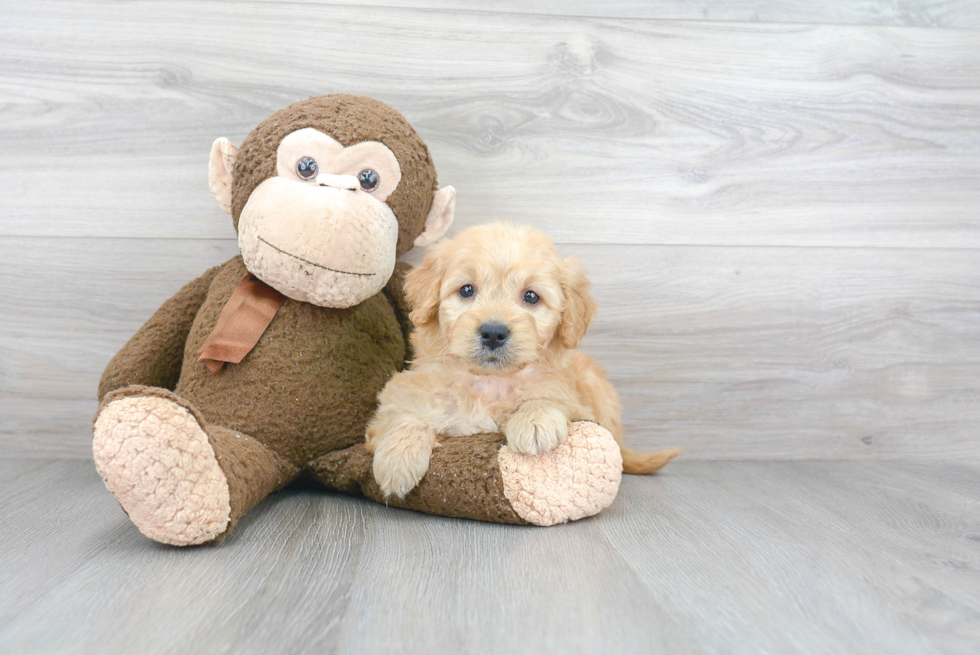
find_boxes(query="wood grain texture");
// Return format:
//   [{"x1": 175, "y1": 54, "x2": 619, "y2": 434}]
[
  {"x1": 2, "y1": 2, "x2": 980, "y2": 247},
  {"x1": 0, "y1": 459, "x2": 977, "y2": 654},
  {"x1": 236, "y1": 0, "x2": 980, "y2": 29},
  {"x1": 2, "y1": 237, "x2": 977, "y2": 459}
]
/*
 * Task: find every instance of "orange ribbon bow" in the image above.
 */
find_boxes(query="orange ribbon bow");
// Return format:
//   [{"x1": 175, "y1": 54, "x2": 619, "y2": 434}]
[{"x1": 197, "y1": 274, "x2": 286, "y2": 374}]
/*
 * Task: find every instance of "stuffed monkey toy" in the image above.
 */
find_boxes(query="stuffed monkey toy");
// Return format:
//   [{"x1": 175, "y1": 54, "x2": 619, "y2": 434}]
[{"x1": 93, "y1": 95, "x2": 623, "y2": 546}]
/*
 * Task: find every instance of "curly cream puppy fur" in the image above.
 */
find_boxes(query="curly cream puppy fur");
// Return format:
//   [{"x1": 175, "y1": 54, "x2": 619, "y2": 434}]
[{"x1": 367, "y1": 222, "x2": 679, "y2": 498}]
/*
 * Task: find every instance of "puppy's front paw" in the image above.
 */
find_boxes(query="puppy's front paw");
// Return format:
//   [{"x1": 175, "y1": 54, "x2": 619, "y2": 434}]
[
  {"x1": 372, "y1": 432, "x2": 434, "y2": 499},
  {"x1": 505, "y1": 406, "x2": 569, "y2": 456}
]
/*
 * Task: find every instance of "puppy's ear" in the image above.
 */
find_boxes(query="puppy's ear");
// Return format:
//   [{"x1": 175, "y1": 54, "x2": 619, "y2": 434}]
[
  {"x1": 405, "y1": 243, "x2": 446, "y2": 327},
  {"x1": 558, "y1": 256, "x2": 597, "y2": 349}
]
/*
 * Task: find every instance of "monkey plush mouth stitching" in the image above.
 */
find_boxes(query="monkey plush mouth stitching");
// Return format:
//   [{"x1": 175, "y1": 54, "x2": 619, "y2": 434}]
[{"x1": 257, "y1": 236, "x2": 375, "y2": 277}]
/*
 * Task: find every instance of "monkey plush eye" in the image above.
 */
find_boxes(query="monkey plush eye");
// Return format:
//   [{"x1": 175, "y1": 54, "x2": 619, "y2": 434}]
[
  {"x1": 459, "y1": 284, "x2": 475, "y2": 299},
  {"x1": 523, "y1": 291, "x2": 540, "y2": 305},
  {"x1": 358, "y1": 169, "x2": 380, "y2": 192},
  {"x1": 296, "y1": 157, "x2": 318, "y2": 181}
]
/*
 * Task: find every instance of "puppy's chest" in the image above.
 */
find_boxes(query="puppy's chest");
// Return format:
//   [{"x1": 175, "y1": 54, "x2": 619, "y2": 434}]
[{"x1": 438, "y1": 372, "x2": 534, "y2": 437}]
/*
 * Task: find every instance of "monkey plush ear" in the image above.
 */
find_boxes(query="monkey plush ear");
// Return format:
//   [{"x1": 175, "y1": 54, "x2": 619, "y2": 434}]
[
  {"x1": 414, "y1": 186, "x2": 456, "y2": 248},
  {"x1": 208, "y1": 137, "x2": 239, "y2": 214}
]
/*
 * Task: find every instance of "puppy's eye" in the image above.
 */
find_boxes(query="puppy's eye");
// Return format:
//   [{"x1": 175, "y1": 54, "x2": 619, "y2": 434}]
[
  {"x1": 523, "y1": 290, "x2": 540, "y2": 305},
  {"x1": 296, "y1": 157, "x2": 318, "y2": 181},
  {"x1": 459, "y1": 284, "x2": 475, "y2": 299},
  {"x1": 358, "y1": 169, "x2": 380, "y2": 192}
]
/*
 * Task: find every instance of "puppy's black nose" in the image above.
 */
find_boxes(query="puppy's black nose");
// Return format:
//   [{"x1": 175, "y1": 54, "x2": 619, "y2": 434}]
[{"x1": 479, "y1": 322, "x2": 510, "y2": 351}]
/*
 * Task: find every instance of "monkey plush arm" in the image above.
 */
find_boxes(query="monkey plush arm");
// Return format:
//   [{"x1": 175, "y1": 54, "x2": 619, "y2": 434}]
[
  {"x1": 381, "y1": 261, "x2": 415, "y2": 366},
  {"x1": 98, "y1": 266, "x2": 221, "y2": 400},
  {"x1": 309, "y1": 422, "x2": 624, "y2": 527}
]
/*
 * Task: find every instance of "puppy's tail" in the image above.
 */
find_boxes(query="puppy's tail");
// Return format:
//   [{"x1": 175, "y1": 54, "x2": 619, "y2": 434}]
[{"x1": 620, "y1": 446, "x2": 681, "y2": 475}]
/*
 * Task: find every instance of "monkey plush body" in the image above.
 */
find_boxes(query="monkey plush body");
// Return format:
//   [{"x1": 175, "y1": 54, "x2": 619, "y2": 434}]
[
  {"x1": 93, "y1": 95, "x2": 623, "y2": 546},
  {"x1": 108, "y1": 256, "x2": 407, "y2": 462}
]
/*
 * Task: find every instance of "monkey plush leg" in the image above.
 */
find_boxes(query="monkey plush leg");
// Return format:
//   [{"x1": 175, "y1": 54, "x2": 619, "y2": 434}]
[
  {"x1": 93, "y1": 386, "x2": 298, "y2": 545},
  {"x1": 309, "y1": 421, "x2": 623, "y2": 526}
]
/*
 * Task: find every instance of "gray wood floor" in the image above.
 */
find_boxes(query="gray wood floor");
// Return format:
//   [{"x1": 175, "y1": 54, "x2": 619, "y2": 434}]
[{"x1": 0, "y1": 458, "x2": 977, "y2": 655}]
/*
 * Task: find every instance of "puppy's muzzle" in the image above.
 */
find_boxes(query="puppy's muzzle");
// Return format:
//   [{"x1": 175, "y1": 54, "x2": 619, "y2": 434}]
[{"x1": 478, "y1": 322, "x2": 510, "y2": 352}]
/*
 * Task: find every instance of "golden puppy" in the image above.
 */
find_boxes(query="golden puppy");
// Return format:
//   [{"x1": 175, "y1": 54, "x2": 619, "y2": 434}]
[{"x1": 367, "y1": 221, "x2": 679, "y2": 498}]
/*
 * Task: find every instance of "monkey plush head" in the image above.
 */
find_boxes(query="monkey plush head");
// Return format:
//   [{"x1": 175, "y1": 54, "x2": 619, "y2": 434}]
[{"x1": 208, "y1": 95, "x2": 455, "y2": 308}]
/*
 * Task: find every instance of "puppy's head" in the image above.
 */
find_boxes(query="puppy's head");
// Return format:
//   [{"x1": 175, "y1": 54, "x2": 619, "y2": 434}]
[{"x1": 405, "y1": 221, "x2": 596, "y2": 374}]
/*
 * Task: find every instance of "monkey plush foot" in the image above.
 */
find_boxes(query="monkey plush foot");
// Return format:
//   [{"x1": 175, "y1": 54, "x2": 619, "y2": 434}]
[
  {"x1": 93, "y1": 393, "x2": 231, "y2": 546},
  {"x1": 497, "y1": 421, "x2": 623, "y2": 526}
]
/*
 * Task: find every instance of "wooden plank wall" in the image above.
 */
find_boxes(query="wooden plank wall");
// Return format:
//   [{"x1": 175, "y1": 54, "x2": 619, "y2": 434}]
[{"x1": 1, "y1": 0, "x2": 978, "y2": 458}]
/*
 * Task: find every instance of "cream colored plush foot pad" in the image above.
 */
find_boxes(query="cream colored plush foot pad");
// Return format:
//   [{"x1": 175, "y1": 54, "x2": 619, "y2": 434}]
[
  {"x1": 498, "y1": 422, "x2": 623, "y2": 526},
  {"x1": 93, "y1": 396, "x2": 231, "y2": 545}
]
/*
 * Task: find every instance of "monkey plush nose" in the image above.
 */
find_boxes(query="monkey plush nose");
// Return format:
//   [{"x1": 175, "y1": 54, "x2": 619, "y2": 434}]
[
  {"x1": 479, "y1": 323, "x2": 510, "y2": 351},
  {"x1": 316, "y1": 173, "x2": 360, "y2": 190}
]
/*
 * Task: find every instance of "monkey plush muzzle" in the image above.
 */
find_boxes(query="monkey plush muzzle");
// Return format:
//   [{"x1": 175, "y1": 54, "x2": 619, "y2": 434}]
[{"x1": 239, "y1": 176, "x2": 398, "y2": 308}]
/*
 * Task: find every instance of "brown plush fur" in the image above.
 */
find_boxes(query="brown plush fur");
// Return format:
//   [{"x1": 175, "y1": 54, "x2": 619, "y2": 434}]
[
  {"x1": 310, "y1": 432, "x2": 528, "y2": 525},
  {"x1": 367, "y1": 223, "x2": 679, "y2": 498},
  {"x1": 173, "y1": 256, "x2": 407, "y2": 463}
]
